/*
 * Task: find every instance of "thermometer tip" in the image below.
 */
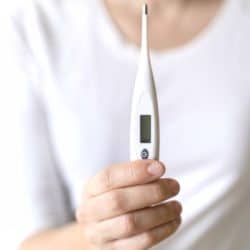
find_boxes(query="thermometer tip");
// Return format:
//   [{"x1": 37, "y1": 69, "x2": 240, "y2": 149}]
[{"x1": 143, "y1": 3, "x2": 148, "y2": 15}]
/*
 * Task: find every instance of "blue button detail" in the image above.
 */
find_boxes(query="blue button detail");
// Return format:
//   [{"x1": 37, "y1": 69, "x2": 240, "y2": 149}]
[{"x1": 141, "y1": 149, "x2": 149, "y2": 159}]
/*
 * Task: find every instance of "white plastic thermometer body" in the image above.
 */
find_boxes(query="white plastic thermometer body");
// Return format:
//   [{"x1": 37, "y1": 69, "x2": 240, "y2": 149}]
[{"x1": 130, "y1": 4, "x2": 160, "y2": 161}]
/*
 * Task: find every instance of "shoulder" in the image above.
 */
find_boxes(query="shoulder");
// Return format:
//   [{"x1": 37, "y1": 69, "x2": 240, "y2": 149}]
[
  {"x1": 7, "y1": 0, "x2": 92, "y2": 97},
  {"x1": 9, "y1": 0, "x2": 90, "y2": 60},
  {"x1": 10, "y1": 0, "x2": 89, "y2": 22},
  {"x1": 8, "y1": 0, "x2": 93, "y2": 91}
]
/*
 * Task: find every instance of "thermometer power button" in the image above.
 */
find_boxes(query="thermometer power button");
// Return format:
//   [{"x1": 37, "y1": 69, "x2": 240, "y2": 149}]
[{"x1": 141, "y1": 149, "x2": 149, "y2": 159}]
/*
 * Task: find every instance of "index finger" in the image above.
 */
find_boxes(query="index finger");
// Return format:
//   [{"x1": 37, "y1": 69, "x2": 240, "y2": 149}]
[{"x1": 84, "y1": 160, "x2": 165, "y2": 197}]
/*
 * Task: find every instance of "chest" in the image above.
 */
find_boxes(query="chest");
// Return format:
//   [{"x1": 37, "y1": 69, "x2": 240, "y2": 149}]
[{"x1": 43, "y1": 46, "x2": 250, "y2": 207}]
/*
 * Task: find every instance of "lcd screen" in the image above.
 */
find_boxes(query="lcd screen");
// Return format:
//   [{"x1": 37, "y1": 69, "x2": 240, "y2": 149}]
[{"x1": 140, "y1": 115, "x2": 151, "y2": 143}]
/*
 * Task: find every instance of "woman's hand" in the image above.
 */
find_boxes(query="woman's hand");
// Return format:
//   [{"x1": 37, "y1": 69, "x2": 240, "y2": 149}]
[{"x1": 76, "y1": 160, "x2": 182, "y2": 250}]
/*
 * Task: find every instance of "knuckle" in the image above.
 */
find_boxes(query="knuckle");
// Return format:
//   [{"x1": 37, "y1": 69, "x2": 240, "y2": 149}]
[
  {"x1": 128, "y1": 162, "x2": 138, "y2": 180},
  {"x1": 108, "y1": 191, "x2": 125, "y2": 213},
  {"x1": 143, "y1": 232, "x2": 156, "y2": 246},
  {"x1": 152, "y1": 182, "x2": 166, "y2": 201},
  {"x1": 84, "y1": 181, "x2": 92, "y2": 197},
  {"x1": 76, "y1": 203, "x2": 89, "y2": 223},
  {"x1": 83, "y1": 223, "x2": 103, "y2": 245},
  {"x1": 122, "y1": 214, "x2": 137, "y2": 236},
  {"x1": 100, "y1": 169, "x2": 113, "y2": 191}
]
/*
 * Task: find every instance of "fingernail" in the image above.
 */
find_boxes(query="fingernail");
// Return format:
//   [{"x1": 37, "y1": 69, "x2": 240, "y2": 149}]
[
  {"x1": 173, "y1": 217, "x2": 181, "y2": 226},
  {"x1": 170, "y1": 180, "x2": 180, "y2": 194},
  {"x1": 147, "y1": 162, "x2": 164, "y2": 176},
  {"x1": 174, "y1": 202, "x2": 182, "y2": 214}
]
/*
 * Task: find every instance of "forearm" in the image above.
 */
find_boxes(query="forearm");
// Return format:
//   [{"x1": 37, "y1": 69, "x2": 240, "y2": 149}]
[{"x1": 19, "y1": 223, "x2": 89, "y2": 250}]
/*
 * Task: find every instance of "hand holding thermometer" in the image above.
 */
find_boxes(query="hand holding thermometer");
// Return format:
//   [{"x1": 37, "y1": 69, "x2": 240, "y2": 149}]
[{"x1": 130, "y1": 4, "x2": 160, "y2": 161}]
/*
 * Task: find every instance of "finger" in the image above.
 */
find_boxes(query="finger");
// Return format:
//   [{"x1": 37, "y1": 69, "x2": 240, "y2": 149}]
[
  {"x1": 79, "y1": 179, "x2": 180, "y2": 222},
  {"x1": 85, "y1": 160, "x2": 165, "y2": 197},
  {"x1": 97, "y1": 201, "x2": 182, "y2": 241},
  {"x1": 110, "y1": 217, "x2": 182, "y2": 249}
]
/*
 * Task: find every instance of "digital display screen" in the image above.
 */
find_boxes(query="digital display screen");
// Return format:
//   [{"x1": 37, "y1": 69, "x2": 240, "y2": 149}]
[{"x1": 140, "y1": 115, "x2": 151, "y2": 143}]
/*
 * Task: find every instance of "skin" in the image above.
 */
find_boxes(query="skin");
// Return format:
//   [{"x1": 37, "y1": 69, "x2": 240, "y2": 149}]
[
  {"x1": 104, "y1": 0, "x2": 224, "y2": 51},
  {"x1": 19, "y1": 0, "x2": 223, "y2": 249},
  {"x1": 76, "y1": 160, "x2": 181, "y2": 249}
]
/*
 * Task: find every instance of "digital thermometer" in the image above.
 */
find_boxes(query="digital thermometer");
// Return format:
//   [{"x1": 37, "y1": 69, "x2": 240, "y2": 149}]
[{"x1": 130, "y1": 4, "x2": 160, "y2": 161}]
